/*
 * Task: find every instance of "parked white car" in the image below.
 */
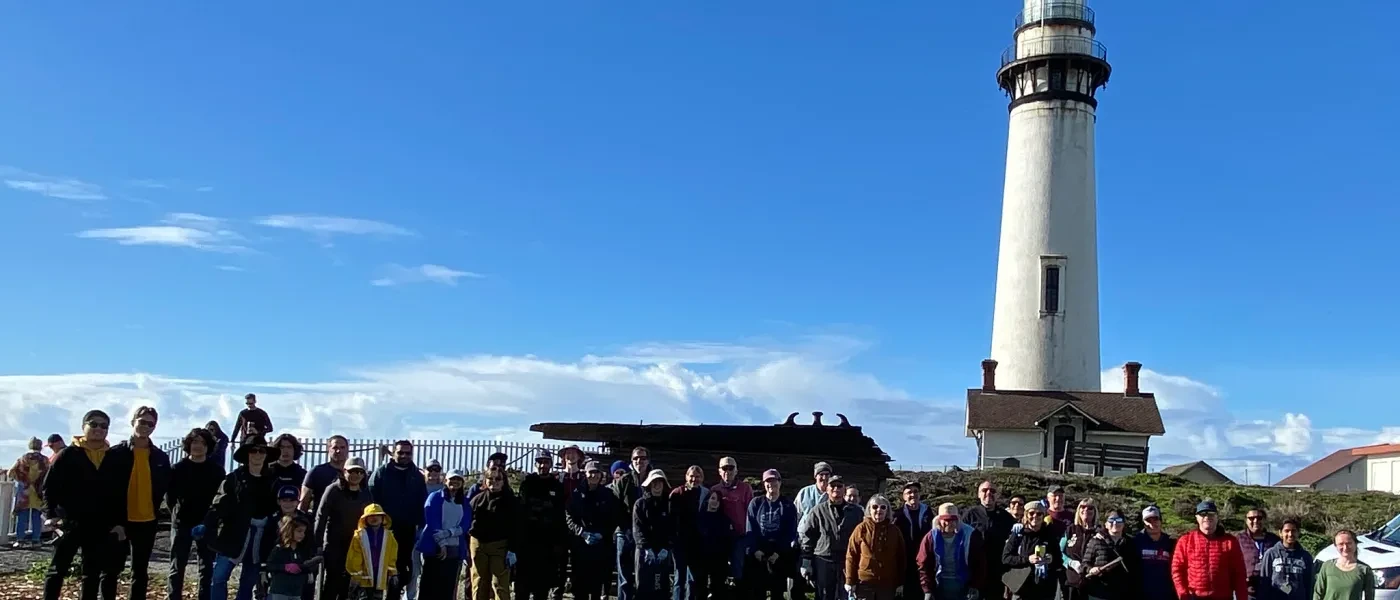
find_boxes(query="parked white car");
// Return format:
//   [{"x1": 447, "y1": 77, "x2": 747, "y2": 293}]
[{"x1": 1314, "y1": 513, "x2": 1400, "y2": 598}]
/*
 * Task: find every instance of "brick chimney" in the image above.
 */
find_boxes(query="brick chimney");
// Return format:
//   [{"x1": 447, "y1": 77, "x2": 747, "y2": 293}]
[
  {"x1": 981, "y1": 359, "x2": 998, "y2": 391},
  {"x1": 1123, "y1": 362, "x2": 1142, "y2": 396}
]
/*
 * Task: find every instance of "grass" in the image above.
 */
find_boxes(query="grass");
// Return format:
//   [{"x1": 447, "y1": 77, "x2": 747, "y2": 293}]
[{"x1": 885, "y1": 468, "x2": 1400, "y2": 554}]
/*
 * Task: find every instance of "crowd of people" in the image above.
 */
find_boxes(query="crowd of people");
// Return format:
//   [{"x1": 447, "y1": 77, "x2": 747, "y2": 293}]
[{"x1": 5, "y1": 395, "x2": 1384, "y2": 600}]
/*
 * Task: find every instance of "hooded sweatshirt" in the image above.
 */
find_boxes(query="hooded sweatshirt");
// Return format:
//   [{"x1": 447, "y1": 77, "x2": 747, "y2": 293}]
[
  {"x1": 417, "y1": 487, "x2": 472, "y2": 560},
  {"x1": 746, "y1": 494, "x2": 799, "y2": 555},
  {"x1": 315, "y1": 476, "x2": 374, "y2": 553},
  {"x1": 369, "y1": 461, "x2": 429, "y2": 530},
  {"x1": 43, "y1": 436, "x2": 122, "y2": 529},
  {"x1": 346, "y1": 504, "x2": 399, "y2": 591},
  {"x1": 1257, "y1": 541, "x2": 1313, "y2": 600}
]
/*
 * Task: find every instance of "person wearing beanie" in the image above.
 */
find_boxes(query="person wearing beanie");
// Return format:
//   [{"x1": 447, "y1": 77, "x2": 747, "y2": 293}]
[
  {"x1": 316, "y1": 457, "x2": 374, "y2": 600},
  {"x1": 166, "y1": 427, "x2": 226, "y2": 600},
  {"x1": 42, "y1": 409, "x2": 126, "y2": 600},
  {"x1": 1002, "y1": 501, "x2": 1062, "y2": 600},
  {"x1": 611, "y1": 460, "x2": 630, "y2": 483},
  {"x1": 796, "y1": 461, "x2": 834, "y2": 517},
  {"x1": 799, "y1": 475, "x2": 864, "y2": 600},
  {"x1": 418, "y1": 469, "x2": 472, "y2": 600},
  {"x1": 567, "y1": 461, "x2": 620, "y2": 600},
  {"x1": 206, "y1": 433, "x2": 279, "y2": 600}
]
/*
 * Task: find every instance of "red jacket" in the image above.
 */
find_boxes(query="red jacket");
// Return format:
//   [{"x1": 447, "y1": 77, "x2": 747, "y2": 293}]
[{"x1": 1171, "y1": 528, "x2": 1248, "y2": 600}]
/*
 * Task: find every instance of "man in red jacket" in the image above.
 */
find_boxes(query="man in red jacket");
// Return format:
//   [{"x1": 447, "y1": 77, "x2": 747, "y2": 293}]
[{"x1": 1172, "y1": 500, "x2": 1249, "y2": 600}]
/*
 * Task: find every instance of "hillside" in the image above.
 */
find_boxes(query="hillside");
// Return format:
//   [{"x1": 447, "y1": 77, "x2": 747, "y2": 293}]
[{"x1": 885, "y1": 469, "x2": 1400, "y2": 554}]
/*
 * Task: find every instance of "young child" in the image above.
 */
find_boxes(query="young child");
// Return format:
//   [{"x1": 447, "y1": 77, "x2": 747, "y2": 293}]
[
  {"x1": 346, "y1": 503, "x2": 399, "y2": 600},
  {"x1": 266, "y1": 515, "x2": 318, "y2": 600}
]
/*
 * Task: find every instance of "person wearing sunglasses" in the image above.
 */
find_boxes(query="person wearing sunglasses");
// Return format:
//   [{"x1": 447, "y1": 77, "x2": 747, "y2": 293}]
[
  {"x1": 108, "y1": 406, "x2": 173, "y2": 600},
  {"x1": 844, "y1": 495, "x2": 906, "y2": 600},
  {"x1": 206, "y1": 433, "x2": 279, "y2": 600},
  {"x1": 1236, "y1": 508, "x2": 1280, "y2": 600},
  {"x1": 1080, "y1": 509, "x2": 1139, "y2": 600},
  {"x1": 1001, "y1": 501, "x2": 1062, "y2": 600},
  {"x1": 1170, "y1": 500, "x2": 1248, "y2": 600},
  {"x1": 916, "y1": 503, "x2": 985, "y2": 600},
  {"x1": 41, "y1": 409, "x2": 126, "y2": 600},
  {"x1": 613, "y1": 447, "x2": 654, "y2": 600},
  {"x1": 469, "y1": 466, "x2": 520, "y2": 600},
  {"x1": 798, "y1": 475, "x2": 863, "y2": 600},
  {"x1": 1060, "y1": 498, "x2": 1099, "y2": 600}
]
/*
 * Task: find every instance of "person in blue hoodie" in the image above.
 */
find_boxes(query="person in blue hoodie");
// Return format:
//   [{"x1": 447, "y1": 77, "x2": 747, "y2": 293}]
[
  {"x1": 369, "y1": 441, "x2": 429, "y2": 600},
  {"x1": 417, "y1": 469, "x2": 471, "y2": 600},
  {"x1": 746, "y1": 469, "x2": 799, "y2": 600},
  {"x1": 566, "y1": 461, "x2": 619, "y2": 600},
  {"x1": 1132, "y1": 506, "x2": 1177, "y2": 600}
]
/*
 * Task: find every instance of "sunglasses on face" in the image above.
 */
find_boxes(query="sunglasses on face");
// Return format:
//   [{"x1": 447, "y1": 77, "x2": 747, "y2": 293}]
[
  {"x1": 1009, "y1": 500, "x2": 1024, "y2": 505},
  {"x1": 720, "y1": 465, "x2": 735, "y2": 471},
  {"x1": 247, "y1": 448, "x2": 267, "y2": 455},
  {"x1": 1106, "y1": 518, "x2": 1125, "y2": 525},
  {"x1": 1025, "y1": 512, "x2": 1043, "y2": 518},
  {"x1": 87, "y1": 421, "x2": 110, "y2": 429}
]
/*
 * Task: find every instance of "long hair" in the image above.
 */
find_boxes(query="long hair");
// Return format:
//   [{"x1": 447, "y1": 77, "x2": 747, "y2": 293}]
[
  {"x1": 182, "y1": 428, "x2": 216, "y2": 455},
  {"x1": 279, "y1": 515, "x2": 308, "y2": 548},
  {"x1": 204, "y1": 420, "x2": 224, "y2": 436},
  {"x1": 1074, "y1": 497, "x2": 1098, "y2": 528},
  {"x1": 272, "y1": 433, "x2": 304, "y2": 461}
]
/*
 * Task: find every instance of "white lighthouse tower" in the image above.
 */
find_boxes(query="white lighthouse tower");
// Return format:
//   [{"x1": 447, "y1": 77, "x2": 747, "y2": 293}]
[{"x1": 988, "y1": 0, "x2": 1111, "y2": 392}]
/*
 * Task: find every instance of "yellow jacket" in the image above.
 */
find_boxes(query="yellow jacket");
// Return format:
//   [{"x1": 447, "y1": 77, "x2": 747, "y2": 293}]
[{"x1": 346, "y1": 504, "x2": 398, "y2": 591}]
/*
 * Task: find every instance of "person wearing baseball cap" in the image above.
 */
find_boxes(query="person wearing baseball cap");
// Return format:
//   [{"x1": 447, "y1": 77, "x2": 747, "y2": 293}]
[
  {"x1": 892, "y1": 481, "x2": 932, "y2": 598},
  {"x1": 1134, "y1": 506, "x2": 1176, "y2": 600},
  {"x1": 799, "y1": 474, "x2": 862, "y2": 600},
  {"x1": 747, "y1": 469, "x2": 800, "y2": 599},
  {"x1": 795, "y1": 461, "x2": 834, "y2": 519},
  {"x1": 418, "y1": 467, "x2": 471, "y2": 599},
  {"x1": 466, "y1": 451, "x2": 511, "y2": 502},
  {"x1": 315, "y1": 456, "x2": 373, "y2": 600},
  {"x1": 518, "y1": 449, "x2": 568, "y2": 600},
  {"x1": 568, "y1": 460, "x2": 619, "y2": 600},
  {"x1": 711, "y1": 456, "x2": 754, "y2": 585},
  {"x1": 261, "y1": 484, "x2": 314, "y2": 562},
  {"x1": 1171, "y1": 500, "x2": 1248, "y2": 600},
  {"x1": 611, "y1": 447, "x2": 653, "y2": 600}
]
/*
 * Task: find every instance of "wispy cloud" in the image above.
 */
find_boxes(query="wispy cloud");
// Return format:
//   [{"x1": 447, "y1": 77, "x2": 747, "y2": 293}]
[
  {"x1": 256, "y1": 214, "x2": 414, "y2": 237},
  {"x1": 371, "y1": 264, "x2": 483, "y2": 287},
  {"x1": 215, "y1": 265, "x2": 245, "y2": 272},
  {"x1": 77, "y1": 213, "x2": 249, "y2": 253},
  {"x1": 1, "y1": 166, "x2": 106, "y2": 201},
  {"x1": 127, "y1": 179, "x2": 215, "y2": 193},
  {"x1": 128, "y1": 179, "x2": 170, "y2": 189},
  {"x1": 195, "y1": 186, "x2": 215, "y2": 193}
]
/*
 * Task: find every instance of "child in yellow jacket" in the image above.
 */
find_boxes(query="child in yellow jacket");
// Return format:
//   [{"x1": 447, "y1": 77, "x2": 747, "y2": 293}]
[{"x1": 345, "y1": 503, "x2": 399, "y2": 600}]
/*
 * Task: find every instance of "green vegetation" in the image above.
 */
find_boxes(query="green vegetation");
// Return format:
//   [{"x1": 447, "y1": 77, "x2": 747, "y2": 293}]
[{"x1": 885, "y1": 469, "x2": 1400, "y2": 554}]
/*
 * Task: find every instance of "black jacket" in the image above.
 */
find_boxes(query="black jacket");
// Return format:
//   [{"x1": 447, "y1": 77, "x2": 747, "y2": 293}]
[
  {"x1": 566, "y1": 483, "x2": 619, "y2": 540},
  {"x1": 519, "y1": 473, "x2": 567, "y2": 543},
  {"x1": 1002, "y1": 524, "x2": 1063, "y2": 600},
  {"x1": 369, "y1": 462, "x2": 429, "y2": 529},
  {"x1": 469, "y1": 487, "x2": 520, "y2": 546},
  {"x1": 269, "y1": 461, "x2": 308, "y2": 498},
  {"x1": 669, "y1": 486, "x2": 708, "y2": 556},
  {"x1": 167, "y1": 457, "x2": 226, "y2": 527},
  {"x1": 261, "y1": 509, "x2": 315, "y2": 559},
  {"x1": 315, "y1": 478, "x2": 373, "y2": 552},
  {"x1": 107, "y1": 440, "x2": 173, "y2": 522},
  {"x1": 893, "y1": 502, "x2": 934, "y2": 567},
  {"x1": 203, "y1": 465, "x2": 279, "y2": 558},
  {"x1": 964, "y1": 505, "x2": 1018, "y2": 578},
  {"x1": 633, "y1": 494, "x2": 675, "y2": 552},
  {"x1": 1082, "y1": 533, "x2": 1140, "y2": 600},
  {"x1": 41, "y1": 442, "x2": 126, "y2": 530}
]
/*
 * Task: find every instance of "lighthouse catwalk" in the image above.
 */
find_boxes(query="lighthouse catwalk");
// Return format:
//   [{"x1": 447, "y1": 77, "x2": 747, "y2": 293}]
[{"x1": 989, "y1": 0, "x2": 1112, "y2": 392}]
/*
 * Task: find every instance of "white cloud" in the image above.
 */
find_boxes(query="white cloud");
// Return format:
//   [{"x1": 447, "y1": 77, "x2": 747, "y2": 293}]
[
  {"x1": 77, "y1": 213, "x2": 248, "y2": 253},
  {"x1": 256, "y1": 214, "x2": 414, "y2": 237},
  {"x1": 1, "y1": 166, "x2": 106, "y2": 201},
  {"x1": 370, "y1": 264, "x2": 483, "y2": 287},
  {"x1": 195, "y1": 186, "x2": 215, "y2": 193},
  {"x1": 215, "y1": 265, "x2": 245, "y2": 272},
  {"x1": 128, "y1": 179, "x2": 170, "y2": 189},
  {"x1": 0, "y1": 337, "x2": 970, "y2": 468}
]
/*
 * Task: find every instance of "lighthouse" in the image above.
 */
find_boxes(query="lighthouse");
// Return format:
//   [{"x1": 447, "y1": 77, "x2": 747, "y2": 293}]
[{"x1": 988, "y1": 0, "x2": 1111, "y2": 392}]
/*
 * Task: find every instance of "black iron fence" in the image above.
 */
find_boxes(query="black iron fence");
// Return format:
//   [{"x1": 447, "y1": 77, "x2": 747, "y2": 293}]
[
  {"x1": 157, "y1": 436, "x2": 604, "y2": 474},
  {"x1": 1000, "y1": 35, "x2": 1109, "y2": 67},
  {"x1": 1014, "y1": 2, "x2": 1096, "y2": 30}
]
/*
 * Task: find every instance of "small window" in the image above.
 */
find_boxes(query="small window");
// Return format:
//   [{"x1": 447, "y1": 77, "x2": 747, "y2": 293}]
[
  {"x1": 1043, "y1": 265, "x2": 1061, "y2": 313},
  {"x1": 1002, "y1": 457, "x2": 1020, "y2": 468}
]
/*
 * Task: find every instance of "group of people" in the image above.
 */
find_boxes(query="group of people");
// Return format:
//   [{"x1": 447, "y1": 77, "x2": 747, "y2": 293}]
[{"x1": 5, "y1": 396, "x2": 1384, "y2": 600}]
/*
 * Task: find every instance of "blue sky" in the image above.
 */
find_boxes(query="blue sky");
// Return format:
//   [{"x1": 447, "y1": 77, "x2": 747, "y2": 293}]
[{"x1": 1, "y1": 2, "x2": 1396, "y2": 481}]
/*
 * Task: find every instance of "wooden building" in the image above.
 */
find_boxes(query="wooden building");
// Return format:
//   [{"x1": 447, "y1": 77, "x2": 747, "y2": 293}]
[{"x1": 531, "y1": 412, "x2": 895, "y2": 497}]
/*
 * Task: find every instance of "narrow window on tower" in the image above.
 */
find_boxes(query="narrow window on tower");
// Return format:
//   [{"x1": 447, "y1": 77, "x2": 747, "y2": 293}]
[{"x1": 1043, "y1": 265, "x2": 1061, "y2": 313}]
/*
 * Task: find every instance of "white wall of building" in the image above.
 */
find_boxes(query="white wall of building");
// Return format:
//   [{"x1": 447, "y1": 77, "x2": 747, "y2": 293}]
[
  {"x1": 982, "y1": 430, "x2": 1046, "y2": 470},
  {"x1": 1366, "y1": 453, "x2": 1400, "y2": 494}
]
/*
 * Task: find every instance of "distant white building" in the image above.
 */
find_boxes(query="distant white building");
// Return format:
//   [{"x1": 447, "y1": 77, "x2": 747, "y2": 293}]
[
  {"x1": 966, "y1": 360, "x2": 1164, "y2": 474},
  {"x1": 1277, "y1": 443, "x2": 1400, "y2": 493}
]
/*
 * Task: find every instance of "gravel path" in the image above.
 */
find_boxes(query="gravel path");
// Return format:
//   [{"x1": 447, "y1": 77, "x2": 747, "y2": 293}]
[{"x1": 1, "y1": 528, "x2": 182, "y2": 576}]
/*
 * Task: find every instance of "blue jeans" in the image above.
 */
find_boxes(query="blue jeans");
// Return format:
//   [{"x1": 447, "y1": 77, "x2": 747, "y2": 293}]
[
  {"x1": 729, "y1": 537, "x2": 746, "y2": 581},
  {"x1": 616, "y1": 532, "x2": 637, "y2": 600},
  {"x1": 212, "y1": 554, "x2": 263, "y2": 600},
  {"x1": 12, "y1": 508, "x2": 42, "y2": 541},
  {"x1": 671, "y1": 550, "x2": 694, "y2": 600}
]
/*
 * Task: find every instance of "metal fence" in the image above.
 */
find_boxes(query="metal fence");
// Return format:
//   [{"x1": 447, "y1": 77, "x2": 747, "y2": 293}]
[{"x1": 157, "y1": 437, "x2": 605, "y2": 474}]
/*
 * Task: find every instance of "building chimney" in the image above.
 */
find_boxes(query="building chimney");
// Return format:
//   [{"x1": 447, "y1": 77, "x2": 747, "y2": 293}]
[
  {"x1": 981, "y1": 359, "x2": 998, "y2": 391},
  {"x1": 1123, "y1": 362, "x2": 1142, "y2": 396}
]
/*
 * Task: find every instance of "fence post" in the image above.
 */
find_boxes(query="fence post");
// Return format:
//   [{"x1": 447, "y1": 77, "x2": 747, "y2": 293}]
[{"x1": 0, "y1": 479, "x2": 14, "y2": 541}]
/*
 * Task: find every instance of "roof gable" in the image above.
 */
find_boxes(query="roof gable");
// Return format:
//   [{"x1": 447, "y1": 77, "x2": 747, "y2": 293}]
[
  {"x1": 1160, "y1": 461, "x2": 1232, "y2": 483},
  {"x1": 1277, "y1": 443, "x2": 1400, "y2": 486},
  {"x1": 965, "y1": 389, "x2": 1165, "y2": 435}
]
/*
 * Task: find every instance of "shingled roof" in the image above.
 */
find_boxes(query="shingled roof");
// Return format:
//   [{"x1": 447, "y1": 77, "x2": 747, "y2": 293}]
[
  {"x1": 965, "y1": 389, "x2": 1166, "y2": 435},
  {"x1": 1277, "y1": 443, "x2": 1400, "y2": 487}
]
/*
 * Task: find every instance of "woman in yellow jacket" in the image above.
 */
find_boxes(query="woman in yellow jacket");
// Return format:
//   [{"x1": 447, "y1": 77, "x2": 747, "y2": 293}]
[{"x1": 345, "y1": 504, "x2": 399, "y2": 600}]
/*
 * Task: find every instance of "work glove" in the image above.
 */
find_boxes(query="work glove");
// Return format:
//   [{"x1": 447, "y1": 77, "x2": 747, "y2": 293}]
[
  {"x1": 754, "y1": 550, "x2": 766, "y2": 562},
  {"x1": 924, "y1": 594, "x2": 934, "y2": 600},
  {"x1": 800, "y1": 567, "x2": 810, "y2": 581},
  {"x1": 893, "y1": 585, "x2": 902, "y2": 597},
  {"x1": 449, "y1": 527, "x2": 462, "y2": 537},
  {"x1": 1011, "y1": 523, "x2": 1023, "y2": 534},
  {"x1": 191, "y1": 525, "x2": 206, "y2": 540},
  {"x1": 505, "y1": 552, "x2": 517, "y2": 568},
  {"x1": 766, "y1": 552, "x2": 779, "y2": 565},
  {"x1": 644, "y1": 549, "x2": 657, "y2": 563},
  {"x1": 585, "y1": 532, "x2": 602, "y2": 545},
  {"x1": 844, "y1": 584, "x2": 855, "y2": 596},
  {"x1": 966, "y1": 590, "x2": 980, "y2": 600},
  {"x1": 657, "y1": 549, "x2": 670, "y2": 562},
  {"x1": 284, "y1": 563, "x2": 302, "y2": 575}
]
